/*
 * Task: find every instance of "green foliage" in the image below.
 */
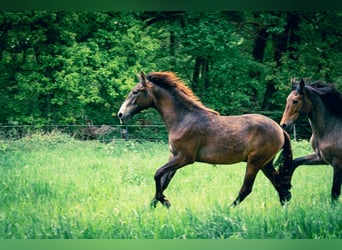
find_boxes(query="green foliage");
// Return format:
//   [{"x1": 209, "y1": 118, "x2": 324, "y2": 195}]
[
  {"x1": 0, "y1": 11, "x2": 341, "y2": 128},
  {"x1": 0, "y1": 135, "x2": 341, "y2": 239},
  {"x1": 0, "y1": 12, "x2": 160, "y2": 125}
]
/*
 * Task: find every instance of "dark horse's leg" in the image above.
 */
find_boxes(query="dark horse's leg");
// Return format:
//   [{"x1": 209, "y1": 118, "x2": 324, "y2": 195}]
[
  {"x1": 231, "y1": 162, "x2": 260, "y2": 207},
  {"x1": 332, "y1": 164, "x2": 342, "y2": 200},
  {"x1": 291, "y1": 153, "x2": 342, "y2": 200},
  {"x1": 292, "y1": 153, "x2": 326, "y2": 170},
  {"x1": 160, "y1": 154, "x2": 178, "y2": 191},
  {"x1": 288, "y1": 153, "x2": 326, "y2": 184},
  {"x1": 151, "y1": 155, "x2": 192, "y2": 208},
  {"x1": 261, "y1": 161, "x2": 292, "y2": 205},
  {"x1": 161, "y1": 170, "x2": 177, "y2": 192}
]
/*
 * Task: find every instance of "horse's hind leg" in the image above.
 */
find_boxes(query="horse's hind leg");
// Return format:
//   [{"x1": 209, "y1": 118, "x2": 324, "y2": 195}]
[
  {"x1": 231, "y1": 163, "x2": 259, "y2": 207},
  {"x1": 332, "y1": 164, "x2": 342, "y2": 201},
  {"x1": 262, "y1": 161, "x2": 291, "y2": 205}
]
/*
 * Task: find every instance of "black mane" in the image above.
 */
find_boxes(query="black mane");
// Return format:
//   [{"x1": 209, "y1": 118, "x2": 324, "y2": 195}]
[{"x1": 306, "y1": 81, "x2": 342, "y2": 118}]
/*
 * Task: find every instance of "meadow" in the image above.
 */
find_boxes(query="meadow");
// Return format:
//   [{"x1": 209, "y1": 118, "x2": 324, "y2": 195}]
[{"x1": 0, "y1": 132, "x2": 341, "y2": 239}]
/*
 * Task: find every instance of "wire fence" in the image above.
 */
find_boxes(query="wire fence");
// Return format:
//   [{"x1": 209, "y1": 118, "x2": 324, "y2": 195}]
[
  {"x1": 0, "y1": 124, "x2": 169, "y2": 142},
  {"x1": 290, "y1": 123, "x2": 312, "y2": 141},
  {"x1": 0, "y1": 123, "x2": 311, "y2": 142}
]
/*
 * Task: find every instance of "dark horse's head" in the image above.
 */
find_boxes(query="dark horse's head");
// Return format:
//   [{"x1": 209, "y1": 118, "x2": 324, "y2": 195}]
[
  {"x1": 280, "y1": 78, "x2": 313, "y2": 130},
  {"x1": 117, "y1": 72, "x2": 154, "y2": 123}
]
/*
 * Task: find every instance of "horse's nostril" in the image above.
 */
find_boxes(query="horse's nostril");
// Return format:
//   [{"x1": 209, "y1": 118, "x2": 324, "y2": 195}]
[
  {"x1": 118, "y1": 113, "x2": 123, "y2": 118},
  {"x1": 281, "y1": 123, "x2": 287, "y2": 130}
]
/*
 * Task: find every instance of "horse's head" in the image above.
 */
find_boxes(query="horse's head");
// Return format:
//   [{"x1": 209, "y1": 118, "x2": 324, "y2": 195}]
[
  {"x1": 280, "y1": 78, "x2": 313, "y2": 130},
  {"x1": 117, "y1": 72, "x2": 154, "y2": 124}
]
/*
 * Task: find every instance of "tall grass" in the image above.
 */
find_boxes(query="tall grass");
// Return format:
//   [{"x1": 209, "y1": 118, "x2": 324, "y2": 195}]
[{"x1": 0, "y1": 133, "x2": 341, "y2": 239}]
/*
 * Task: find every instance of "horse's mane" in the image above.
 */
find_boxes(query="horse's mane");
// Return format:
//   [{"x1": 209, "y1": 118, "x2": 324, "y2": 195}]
[
  {"x1": 306, "y1": 80, "x2": 342, "y2": 117},
  {"x1": 146, "y1": 72, "x2": 219, "y2": 115}
]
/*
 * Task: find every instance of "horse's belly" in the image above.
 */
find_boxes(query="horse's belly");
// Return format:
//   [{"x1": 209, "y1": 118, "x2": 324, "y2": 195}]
[
  {"x1": 317, "y1": 135, "x2": 342, "y2": 164},
  {"x1": 196, "y1": 145, "x2": 247, "y2": 164},
  {"x1": 320, "y1": 145, "x2": 342, "y2": 165}
]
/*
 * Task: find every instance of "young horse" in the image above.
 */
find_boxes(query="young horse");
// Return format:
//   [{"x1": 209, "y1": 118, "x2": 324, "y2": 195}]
[
  {"x1": 118, "y1": 72, "x2": 292, "y2": 208},
  {"x1": 280, "y1": 79, "x2": 342, "y2": 201}
]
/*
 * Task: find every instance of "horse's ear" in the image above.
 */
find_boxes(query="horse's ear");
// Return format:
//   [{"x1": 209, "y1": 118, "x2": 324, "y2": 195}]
[
  {"x1": 137, "y1": 72, "x2": 147, "y2": 85},
  {"x1": 140, "y1": 72, "x2": 147, "y2": 86},
  {"x1": 298, "y1": 78, "x2": 305, "y2": 94},
  {"x1": 291, "y1": 78, "x2": 297, "y2": 90}
]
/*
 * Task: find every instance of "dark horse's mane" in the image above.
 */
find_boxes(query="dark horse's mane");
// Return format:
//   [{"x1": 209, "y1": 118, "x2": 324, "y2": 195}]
[
  {"x1": 146, "y1": 71, "x2": 219, "y2": 115},
  {"x1": 306, "y1": 80, "x2": 342, "y2": 117}
]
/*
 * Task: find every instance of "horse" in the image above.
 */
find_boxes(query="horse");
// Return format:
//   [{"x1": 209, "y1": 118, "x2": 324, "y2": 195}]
[
  {"x1": 118, "y1": 71, "x2": 293, "y2": 208},
  {"x1": 280, "y1": 78, "x2": 342, "y2": 201}
]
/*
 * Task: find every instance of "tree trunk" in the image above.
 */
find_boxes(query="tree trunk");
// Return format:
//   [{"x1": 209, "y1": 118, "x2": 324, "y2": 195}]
[
  {"x1": 262, "y1": 12, "x2": 300, "y2": 109},
  {"x1": 252, "y1": 27, "x2": 269, "y2": 62},
  {"x1": 261, "y1": 81, "x2": 276, "y2": 109},
  {"x1": 192, "y1": 56, "x2": 209, "y2": 92}
]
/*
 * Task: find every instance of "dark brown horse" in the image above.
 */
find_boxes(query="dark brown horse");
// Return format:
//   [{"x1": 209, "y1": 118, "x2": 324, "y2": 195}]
[
  {"x1": 118, "y1": 72, "x2": 292, "y2": 208},
  {"x1": 280, "y1": 79, "x2": 342, "y2": 201}
]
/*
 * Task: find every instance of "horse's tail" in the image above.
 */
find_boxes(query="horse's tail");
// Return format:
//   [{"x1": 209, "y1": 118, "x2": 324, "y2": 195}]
[{"x1": 274, "y1": 130, "x2": 293, "y2": 190}]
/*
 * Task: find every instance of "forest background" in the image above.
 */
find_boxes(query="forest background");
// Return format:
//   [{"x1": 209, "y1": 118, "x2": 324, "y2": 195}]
[{"x1": 0, "y1": 11, "x2": 341, "y2": 132}]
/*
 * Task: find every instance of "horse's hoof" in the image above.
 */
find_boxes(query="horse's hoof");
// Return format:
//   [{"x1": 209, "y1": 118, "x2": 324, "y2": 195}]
[
  {"x1": 229, "y1": 199, "x2": 239, "y2": 208},
  {"x1": 150, "y1": 198, "x2": 158, "y2": 208},
  {"x1": 280, "y1": 192, "x2": 292, "y2": 206},
  {"x1": 163, "y1": 199, "x2": 171, "y2": 209},
  {"x1": 150, "y1": 198, "x2": 171, "y2": 209},
  {"x1": 228, "y1": 203, "x2": 236, "y2": 209}
]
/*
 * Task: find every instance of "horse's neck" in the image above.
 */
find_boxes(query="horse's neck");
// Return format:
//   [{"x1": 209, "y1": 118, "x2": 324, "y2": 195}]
[
  {"x1": 152, "y1": 88, "x2": 201, "y2": 131},
  {"x1": 308, "y1": 94, "x2": 335, "y2": 139},
  {"x1": 156, "y1": 105, "x2": 181, "y2": 131}
]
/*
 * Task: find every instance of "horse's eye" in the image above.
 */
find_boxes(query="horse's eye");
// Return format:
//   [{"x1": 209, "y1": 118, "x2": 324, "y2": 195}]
[
  {"x1": 293, "y1": 100, "x2": 298, "y2": 104},
  {"x1": 133, "y1": 90, "x2": 139, "y2": 95}
]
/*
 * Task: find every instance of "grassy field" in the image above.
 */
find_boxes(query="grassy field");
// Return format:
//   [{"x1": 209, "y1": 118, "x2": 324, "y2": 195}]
[{"x1": 0, "y1": 132, "x2": 341, "y2": 239}]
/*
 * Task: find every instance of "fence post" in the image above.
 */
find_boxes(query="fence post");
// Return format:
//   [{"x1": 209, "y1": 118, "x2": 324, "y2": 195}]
[
  {"x1": 293, "y1": 123, "x2": 297, "y2": 141},
  {"x1": 120, "y1": 125, "x2": 129, "y2": 140},
  {"x1": 125, "y1": 125, "x2": 129, "y2": 140}
]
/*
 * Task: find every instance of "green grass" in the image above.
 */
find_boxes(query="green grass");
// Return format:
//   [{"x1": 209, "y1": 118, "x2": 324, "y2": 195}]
[{"x1": 0, "y1": 132, "x2": 341, "y2": 239}]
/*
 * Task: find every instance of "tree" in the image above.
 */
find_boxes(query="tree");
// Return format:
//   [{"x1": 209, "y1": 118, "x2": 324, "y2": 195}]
[
  {"x1": 0, "y1": 11, "x2": 160, "y2": 125},
  {"x1": 0, "y1": 11, "x2": 340, "y2": 130}
]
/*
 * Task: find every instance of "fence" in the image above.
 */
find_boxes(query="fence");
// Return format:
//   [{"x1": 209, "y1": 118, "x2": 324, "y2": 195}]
[
  {"x1": 0, "y1": 124, "x2": 169, "y2": 142},
  {"x1": 290, "y1": 123, "x2": 312, "y2": 141},
  {"x1": 0, "y1": 123, "x2": 310, "y2": 142}
]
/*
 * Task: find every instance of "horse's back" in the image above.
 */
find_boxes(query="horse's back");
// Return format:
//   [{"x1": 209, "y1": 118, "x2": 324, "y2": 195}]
[
  {"x1": 218, "y1": 114, "x2": 283, "y2": 139},
  {"x1": 225, "y1": 113, "x2": 284, "y2": 147},
  {"x1": 195, "y1": 113, "x2": 284, "y2": 164}
]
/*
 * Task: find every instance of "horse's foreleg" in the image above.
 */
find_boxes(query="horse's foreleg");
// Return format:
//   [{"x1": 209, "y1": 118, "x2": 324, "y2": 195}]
[
  {"x1": 160, "y1": 153, "x2": 178, "y2": 192},
  {"x1": 151, "y1": 171, "x2": 177, "y2": 209},
  {"x1": 332, "y1": 164, "x2": 342, "y2": 201},
  {"x1": 293, "y1": 153, "x2": 326, "y2": 169},
  {"x1": 151, "y1": 156, "x2": 191, "y2": 208},
  {"x1": 231, "y1": 163, "x2": 259, "y2": 207},
  {"x1": 288, "y1": 154, "x2": 327, "y2": 184},
  {"x1": 161, "y1": 170, "x2": 177, "y2": 191}
]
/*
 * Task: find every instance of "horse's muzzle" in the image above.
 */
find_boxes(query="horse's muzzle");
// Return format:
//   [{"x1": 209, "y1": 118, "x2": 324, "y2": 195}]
[
  {"x1": 280, "y1": 122, "x2": 293, "y2": 131},
  {"x1": 118, "y1": 112, "x2": 123, "y2": 120},
  {"x1": 118, "y1": 112, "x2": 123, "y2": 124},
  {"x1": 117, "y1": 112, "x2": 129, "y2": 124}
]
